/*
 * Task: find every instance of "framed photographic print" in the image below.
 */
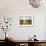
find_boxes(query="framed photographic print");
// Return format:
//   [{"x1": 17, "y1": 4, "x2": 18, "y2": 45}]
[{"x1": 19, "y1": 16, "x2": 33, "y2": 27}]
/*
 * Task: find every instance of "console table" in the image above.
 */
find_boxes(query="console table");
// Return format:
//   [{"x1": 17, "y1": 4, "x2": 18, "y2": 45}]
[
  {"x1": 5, "y1": 39, "x2": 46, "y2": 46},
  {"x1": 0, "y1": 40, "x2": 6, "y2": 46}
]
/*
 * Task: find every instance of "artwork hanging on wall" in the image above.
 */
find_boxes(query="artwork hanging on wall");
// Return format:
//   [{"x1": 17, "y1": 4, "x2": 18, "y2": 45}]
[
  {"x1": 0, "y1": 16, "x2": 13, "y2": 39},
  {"x1": 19, "y1": 16, "x2": 33, "y2": 27},
  {"x1": 29, "y1": 0, "x2": 45, "y2": 8}
]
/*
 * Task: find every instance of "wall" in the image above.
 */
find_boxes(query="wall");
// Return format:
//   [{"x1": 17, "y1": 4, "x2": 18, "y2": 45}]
[
  {"x1": 0, "y1": 16, "x2": 45, "y2": 40},
  {"x1": 9, "y1": 15, "x2": 45, "y2": 40},
  {"x1": 0, "y1": 0, "x2": 46, "y2": 40},
  {"x1": 44, "y1": 16, "x2": 46, "y2": 40},
  {"x1": 0, "y1": 0, "x2": 46, "y2": 17}
]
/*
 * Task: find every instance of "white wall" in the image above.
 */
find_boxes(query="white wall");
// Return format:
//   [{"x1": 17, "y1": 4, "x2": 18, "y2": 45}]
[
  {"x1": 0, "y1": 16, "x2": 45, "y2": 40},
  {"x1": 0, "y1": 0, "x2": 46, "y2": 17},
  {"x1": 9, "y1": 15, "x2": 45, "y2": 40},
  {"x1": 44, "y1": 16, "x2": 46, "y2": 40},
  {"x1": 0, "y1": 0, "x2": 46, "y2": 40}
]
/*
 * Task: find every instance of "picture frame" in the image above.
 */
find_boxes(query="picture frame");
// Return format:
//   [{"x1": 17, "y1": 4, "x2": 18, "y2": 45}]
[{"x1": 19, "y1": 16, "x2": 34, "y2": 27}]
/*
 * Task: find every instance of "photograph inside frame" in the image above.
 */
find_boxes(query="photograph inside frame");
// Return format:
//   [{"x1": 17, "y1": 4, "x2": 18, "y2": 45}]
[{"x1": 19, "y1": 16, "x2": 33, "y2": 26}]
